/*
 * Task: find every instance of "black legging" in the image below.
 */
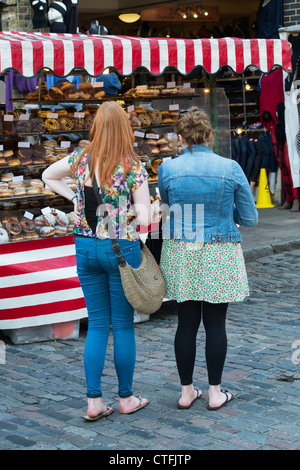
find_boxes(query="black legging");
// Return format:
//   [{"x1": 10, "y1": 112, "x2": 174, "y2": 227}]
[{"x1": 175, "y1": 300, "x2": 228, "y2": 386}]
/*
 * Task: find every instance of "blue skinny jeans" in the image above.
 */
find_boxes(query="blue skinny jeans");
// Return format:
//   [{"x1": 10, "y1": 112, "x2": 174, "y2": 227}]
[{"x1": 75, "y1": 236, "x2": 141, "y2": 399}]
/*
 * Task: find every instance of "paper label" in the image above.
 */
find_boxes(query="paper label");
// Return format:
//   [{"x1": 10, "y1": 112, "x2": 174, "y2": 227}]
[
  {"x1": 74, "y1": 112, "x2": 85, "y2": 118},
  {"x1": 167, "y1": 81, "x2": 176, "y2": 88},
  {"x1": 12, "y1": 175, "x2": 24, "y2": 183},
  {"x1": 24, "y1": 211, "x2": 34, "y2": 220},
  {"x1": 19, "y1": 114, "x2": 30, "y2": 120},
  {"x1": 18, "y1": 142, "x2": 30, "y2": 148},
  {"x1": 41, "y1": 206, "x2": 51, "y2": 215},
  {"x1": 169, "y1": 104, "x2": 179, "y2": 111},
  {"x1": 127, "y1": 105, "x2": 134, "y2": 113},
  {"x1": 61, "y1": 141, "x2": 71, "y2": 148},
  {"x1": 94, "y1": 82, "x2": 103, "y2": 88},
  {"x1": 134, "y1": 131, "x2": 145, "y2": 138},
  {"x1": 4, "y1": 115, "x2": 13, "y2": 121},
  {"x1": 47, "y1": 113, "x2": 58, "y2": 119},
  {"x1": 146, "y1": 133, "x2": 159, "y2": 139},
  {"x1": 183, "y1": 82, "x2": 191, "y2": 88}
]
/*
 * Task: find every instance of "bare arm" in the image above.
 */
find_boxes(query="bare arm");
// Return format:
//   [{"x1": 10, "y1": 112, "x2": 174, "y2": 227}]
[
  {"x1": 42, "y1": 156, "x2": 75, "y2": 201},
  {"x1": 132, "y1": 180, "x2": 152, "y2": 227}
]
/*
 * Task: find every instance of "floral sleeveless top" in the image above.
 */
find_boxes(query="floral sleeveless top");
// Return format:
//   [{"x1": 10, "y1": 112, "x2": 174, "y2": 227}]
[{"x1": 68, "y1": 148, "x2": 148, "y2": 241}]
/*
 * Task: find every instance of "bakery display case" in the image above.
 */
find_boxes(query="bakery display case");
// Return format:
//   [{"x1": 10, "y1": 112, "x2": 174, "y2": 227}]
[{"x1": 0, "y1": 32, "x2": 290, "y2": 340}]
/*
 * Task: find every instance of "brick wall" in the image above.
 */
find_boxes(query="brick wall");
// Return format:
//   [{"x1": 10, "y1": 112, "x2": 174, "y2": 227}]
[
  {"x1": 1, "y1": 0, "x2": 49, "y2": 32},
  {"x1": 283, "y1": 0, "x2": 300, "y2": 26}
]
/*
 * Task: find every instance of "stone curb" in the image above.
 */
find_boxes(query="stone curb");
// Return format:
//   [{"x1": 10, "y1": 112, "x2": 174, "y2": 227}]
[{"x1": 243, "y1": 238, "x2": 300, "y2": 263}]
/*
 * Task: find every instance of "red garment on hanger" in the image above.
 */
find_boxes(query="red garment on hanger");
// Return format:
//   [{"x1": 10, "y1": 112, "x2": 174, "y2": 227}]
[{"x1": 260, "y1": 68, "x2": 284, "y2": 129}]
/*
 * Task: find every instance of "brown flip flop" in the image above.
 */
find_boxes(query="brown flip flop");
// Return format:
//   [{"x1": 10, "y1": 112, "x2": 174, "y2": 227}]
[
  {"x1": 83, "y1": 405, "x2": 114, "y2": 421},
  {"x1": 119, "y1": 396, "x2": 149, "y2": 414},
  {"x1": 207, "y1": 388, "x2": 234, "y2": 411}
]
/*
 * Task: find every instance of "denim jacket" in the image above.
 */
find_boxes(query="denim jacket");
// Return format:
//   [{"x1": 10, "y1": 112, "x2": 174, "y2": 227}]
[{"x1": 158, "y1": 145, "x2": 258, "y2": 242}]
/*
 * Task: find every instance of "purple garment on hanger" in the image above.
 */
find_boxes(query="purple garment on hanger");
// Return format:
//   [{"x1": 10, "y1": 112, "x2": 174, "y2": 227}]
[{"x1": 5, "y1": 71, "x2": 38, "y2": 111}]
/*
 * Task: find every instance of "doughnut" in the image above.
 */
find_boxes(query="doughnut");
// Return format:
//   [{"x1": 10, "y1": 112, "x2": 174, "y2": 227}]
[
  {"x1": 7, "y1": 159, "x2": 21, "y2": 167},
  {"x1": 41, "y1": 188, "x2": 55, "y2": 196},
  {"x1": 37, "y1": 225, "x2": 55, "y2": 237},
  {"x1": 26, "y1": 187, "x2": 40, "y2": 195},
  {"x1": 55, "y1": 210, "x2": 69, "y2": 227},
  {"x1": 20, "y1": 218, "x2": 36, "y2": 233},
  {"x1": 29, "y1": 179, "x2": 44, "y2": 188},
  {"x1": 45, "y1": 118, "x2": 60, "y2": 132},
  {"x1": 13, "y1": 187, "x2": 26, "y2": 197},
  {"x1": 0, "y1": 188, "x2": 13, "y2": 197},
  {"x1": 138, "y1": 113, "x2": 151, "y2": 128},
  {"x1": 42, "y1": 213, "x2": 56, "y2": 226},
  {"x1": 1, "y1": 173, "x2": 14, "y2": 182},
  {"x1": 54, "y1": 225, "x2": 67, "y2": 235},
  {"x1": 9, "y1": 234, "x2": 24, "y2": 242},
  {"x1": 0, "y1": 227, "x2": 9, "y2": 244},
  {"x1": 2, "y1": 216, "x2": 18, "y2": 224},
  {"x1": 23, "y1": 231, "x2": 39, "y2": 240},
  {"x1": 6, "y1": 220, "x2": 22, "y2": 235}
]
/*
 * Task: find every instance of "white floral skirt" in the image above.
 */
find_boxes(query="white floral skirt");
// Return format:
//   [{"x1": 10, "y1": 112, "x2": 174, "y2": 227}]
[{"x1": 160, "y1": 239, "x2": 249, "y2": 303}]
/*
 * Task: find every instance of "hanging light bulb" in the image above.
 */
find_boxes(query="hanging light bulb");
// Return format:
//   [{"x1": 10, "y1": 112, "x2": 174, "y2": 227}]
[
  {"x1": 196, "y1": 4, "x2": 209, "y2": 16},
  {"x1": 176, "y1": 8, "x2": 187, "y2": 19},
  {"x1": 186, "y1": 7, "x2": 199, "y2": 19}
]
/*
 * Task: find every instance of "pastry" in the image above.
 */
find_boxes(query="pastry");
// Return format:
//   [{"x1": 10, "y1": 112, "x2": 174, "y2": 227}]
[
  {"x1": 0, "y1": 188, "x2": 13, "y2": 197},
  {"x1": 151, "y1": 158, "x2": 163, "y2": 174},
  {"x1": 48, "y1": 86, "x2": 64, "y2": 100},
  {"x1": 20, "y1": 218, "x2": 36, "y2": 233},
  {"x1": 0, "y1": 227, "x2": 9, "y2": 244},
  {"x1": 41, "y1": 188, "x2": 55, "y2": 196},
  {"x1": 94, "y1": 90, "x2": 105, "y2": 100},
  {"x1": 37, "y1": 226, "x2": 55, "y2": 237},
  {"x1": 6, "y1": 220, "x2": 22, "y2": 235},
  {"x1": 54, "y1": 225, "x2": 67, "y2": 235},
  {"x1": 59, "y1": 116, "x2": 74, "y2": 131},
  {"x1": 139, "y1": 113, "x2": 151, "y2": 128},
  {"x1": 1, "y1": 173, "x2": 14, "y2": 182},
  {"x1": 7, "y1": 158, "x2": 21, "y2": 167},
  {"x1": 15, "y1": 120, "x2": 31, "y2": 134},
  {"x1": 55, "y1": 210, "x2": 69, "y2": 227},
  {"x1": 45, "y1": 118, "x2": 60, "y2": 132},
  {"x1": 149, "y1": 109, "x2": 162, "y2": 125},
  {"x1": 3, "y1": 150, "x2": 14, "y2": 158},
  {"x1": 29, "y1": 179, "x2": 44, "y2": 188}
]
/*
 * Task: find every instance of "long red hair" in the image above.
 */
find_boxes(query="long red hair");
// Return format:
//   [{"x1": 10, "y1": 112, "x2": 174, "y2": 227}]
[{"x1": 78, "y1": 101, "x2": 138, "y2": 186}]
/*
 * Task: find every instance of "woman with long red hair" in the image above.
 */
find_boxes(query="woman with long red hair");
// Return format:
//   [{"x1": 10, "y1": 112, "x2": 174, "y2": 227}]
[{"x1": 43, "y1": 101, "x2": 151, "y2": 420}]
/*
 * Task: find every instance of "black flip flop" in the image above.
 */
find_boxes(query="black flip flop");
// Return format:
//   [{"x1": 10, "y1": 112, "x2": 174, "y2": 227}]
[
  {"x1": 177, "y1": 388, "x2": 202, "y2": 409},
  {"x1": 207, "y1": 388, "x2": 234, "y2": 411}
]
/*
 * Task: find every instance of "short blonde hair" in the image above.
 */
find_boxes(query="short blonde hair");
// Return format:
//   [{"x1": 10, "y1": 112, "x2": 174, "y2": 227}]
[{"x1": 174, "y1": 108, "x2": 214, "y2": 150}]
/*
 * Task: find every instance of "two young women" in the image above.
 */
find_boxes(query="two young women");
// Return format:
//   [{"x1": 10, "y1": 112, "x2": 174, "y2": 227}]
[{"x1": 42, "y1": 102, "x2": 258, "y2": 419}]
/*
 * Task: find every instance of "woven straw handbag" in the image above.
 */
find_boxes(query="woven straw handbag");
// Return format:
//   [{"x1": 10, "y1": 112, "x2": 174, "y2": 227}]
[{"x1": 91, "y1": 175, "x2": 166, "y2": 315}]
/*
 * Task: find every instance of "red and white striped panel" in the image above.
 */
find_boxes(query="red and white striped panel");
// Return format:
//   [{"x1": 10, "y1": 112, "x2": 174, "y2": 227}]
[
  {"x1": 0, "y1": 236, "x2": 87, "y2": 329},
  {"x1": 0, "y1": 32, "x2": 292, "y2": 77}
]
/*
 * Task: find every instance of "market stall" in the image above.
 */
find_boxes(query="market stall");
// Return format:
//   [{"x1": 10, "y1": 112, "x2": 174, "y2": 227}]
[{"x1": 0, "y1": 32, "x2": 292, "y2": 342}]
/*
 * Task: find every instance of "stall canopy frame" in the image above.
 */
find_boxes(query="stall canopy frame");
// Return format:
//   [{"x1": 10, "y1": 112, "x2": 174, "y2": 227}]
[{"x1": 0, "y1": 32, "x2": 292, "y2": 78}]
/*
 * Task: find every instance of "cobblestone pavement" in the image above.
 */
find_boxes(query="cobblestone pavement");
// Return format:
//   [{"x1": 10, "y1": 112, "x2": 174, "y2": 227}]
[{"x1": 0, "y1": 249, "x2": 299, "y2": 451}]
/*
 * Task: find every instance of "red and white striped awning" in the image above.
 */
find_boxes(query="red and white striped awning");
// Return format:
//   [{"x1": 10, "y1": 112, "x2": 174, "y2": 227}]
[
  {"x1": 0, "y1": 236, "x2": 86, "y2": 329},
  {"x1": 0, "y1": 32, "x2": 292, "y2": 77}
]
